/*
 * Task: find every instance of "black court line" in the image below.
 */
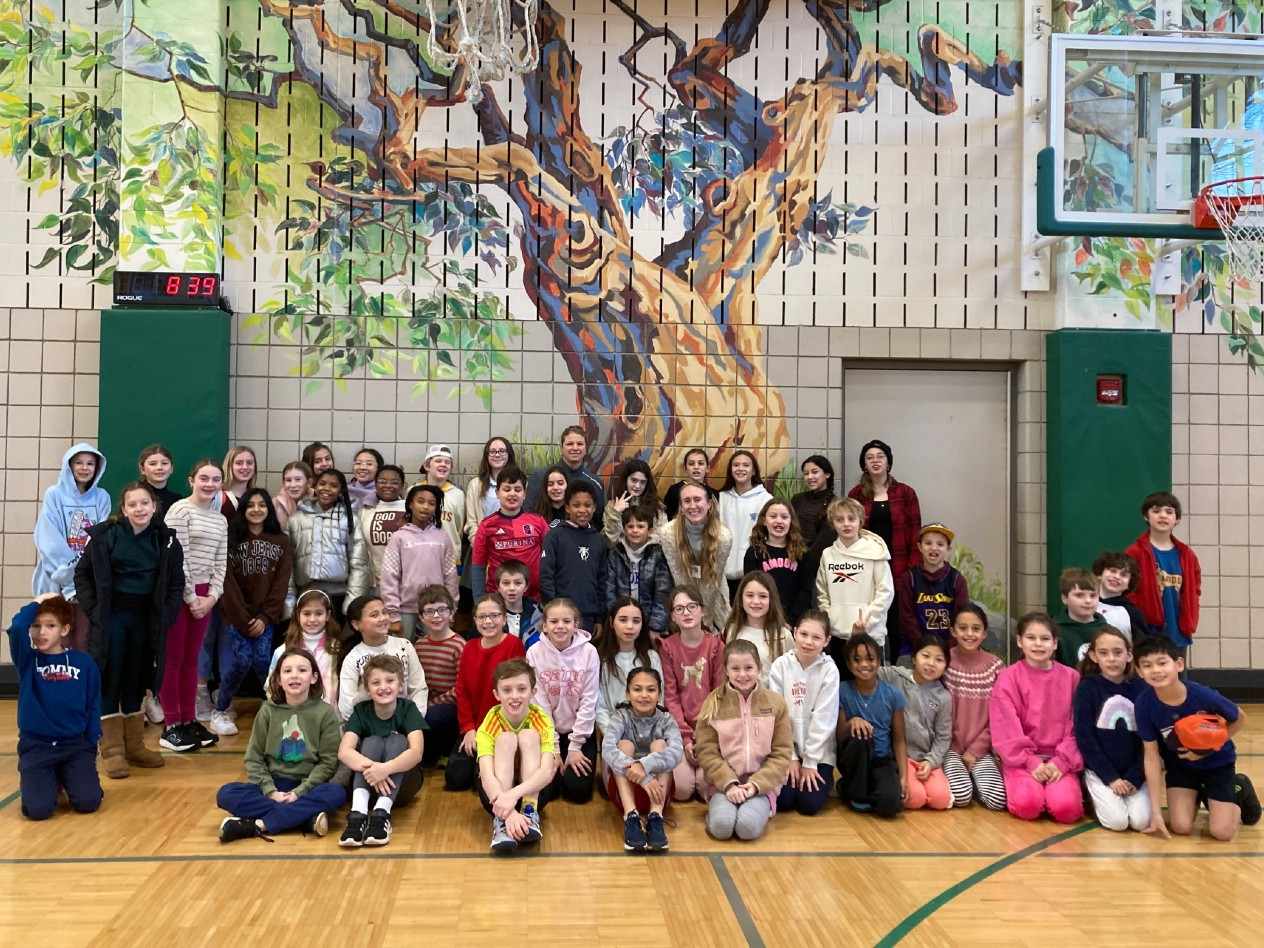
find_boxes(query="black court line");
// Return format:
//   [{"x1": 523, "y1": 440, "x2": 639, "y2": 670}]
[
  {"x1": 0, "y1": 789, "x2": 19, "y2": 811},
  {"x1": 709, "y1": 855, "x2": 765, "y2": 947}
]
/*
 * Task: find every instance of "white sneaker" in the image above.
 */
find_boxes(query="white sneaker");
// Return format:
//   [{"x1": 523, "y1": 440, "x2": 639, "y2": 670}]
[
  {"x1": 195, "y1": 683, "x2": 214, "y2": 722},
  {"x1": 209, "y1": 709, "x2": 238, "y2": 736},
  {"x1": 142, "y1": 693, "x2": 164, "y2": 725},
  {"x1": 212, "y1": 690, "x2": 238, "y2": 721}
]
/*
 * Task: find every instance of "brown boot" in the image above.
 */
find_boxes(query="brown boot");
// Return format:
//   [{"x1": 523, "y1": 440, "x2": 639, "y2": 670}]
[
  {"x1": 100, "y1": 714, "x2": 129, "y2": 779},
  {"x1": 123, "y1": 712, "x2": 164, "y2": 768}
]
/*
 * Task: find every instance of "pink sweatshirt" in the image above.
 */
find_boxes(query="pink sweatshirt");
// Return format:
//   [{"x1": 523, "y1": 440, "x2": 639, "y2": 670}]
[
  {"x1": 944, "y1": 646, "x2": 1004, "y2": 758},
  {"x1": 526, "y1": 630, "x2": 599, "y2": 745},
  {"x1": 989, "y1": 660, "x2": 1083, "y2": 775},
  {"x1": 660, "y1": 633, "x2": 726, "y2": 744},
  {"x1": 379, "y1": 523, "x2": 457, "y2": 620}
]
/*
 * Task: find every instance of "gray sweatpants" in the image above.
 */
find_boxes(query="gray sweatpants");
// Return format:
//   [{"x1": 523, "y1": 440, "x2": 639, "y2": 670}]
[
  {"x1": 707, "y1": 792, "x2": 772, "y2": 840},
  {"x1": 352, "y1": 733, "x2": 424, "y2": 808}
]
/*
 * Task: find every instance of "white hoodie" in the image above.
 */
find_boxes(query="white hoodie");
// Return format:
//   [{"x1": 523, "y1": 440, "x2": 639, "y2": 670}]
[
  {"x1": 768, "y1": 650, "x2": 841, "y2": 769},
  {"x1": 815, "y1": 529, "x2": 894, "y2": 644},
  {"x1": 719, "y1": 483, "x2": 772, "y2": 580}
]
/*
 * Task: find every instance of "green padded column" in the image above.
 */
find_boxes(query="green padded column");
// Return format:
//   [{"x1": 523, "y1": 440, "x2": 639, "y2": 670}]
[
  {"x1": 1046, "y1": 329, "x2": 1172, "y2": 611},
  {"x1": 98, "y1": 308, "x2": 230, "y2": 500}
]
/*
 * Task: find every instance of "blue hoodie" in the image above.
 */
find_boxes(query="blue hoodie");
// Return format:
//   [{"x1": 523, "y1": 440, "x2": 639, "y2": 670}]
[
  {"x1": 32, "y1": 443, "x2": 111, "y2": 599},
  {"x1": 8, "y1": 601, "x2": 102, "y2": 743}
]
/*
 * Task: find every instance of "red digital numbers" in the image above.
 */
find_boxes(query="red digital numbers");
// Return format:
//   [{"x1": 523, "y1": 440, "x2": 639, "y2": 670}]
[
  {"x1": 165, "y1": 275, "x2": 182, "y2": 295},
  {"x1": 199, "y1": 275, "x2": 217, "y2": 296},
  {"x1": 161, "y1": 274, "x2": 217, "y2": 297}
]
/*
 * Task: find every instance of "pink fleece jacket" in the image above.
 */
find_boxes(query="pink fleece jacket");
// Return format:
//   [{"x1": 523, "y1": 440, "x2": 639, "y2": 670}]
[
  {"x1": 526, "y1": 629, "x2": 599, "y2": 745},
  {"x1": 988, "y1": 660, "x2": 1083, "y2": 775},
  {"x1": 379, "y1": 523, "x2": 457, "y2": 620}
]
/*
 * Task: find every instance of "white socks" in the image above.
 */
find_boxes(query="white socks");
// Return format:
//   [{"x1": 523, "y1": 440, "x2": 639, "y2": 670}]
[
  {"x1": 351, "y1": 788, "x2": 370, "y2": 813},
  {"x1": 374, "y1": 798, "x2": 393, "y2": 814}
]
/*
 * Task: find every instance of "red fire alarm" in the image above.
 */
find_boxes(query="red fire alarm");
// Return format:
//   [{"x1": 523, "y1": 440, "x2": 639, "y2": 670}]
[{"x1": 1096, "y1": 374, "x2": 1125, "y2": 405}]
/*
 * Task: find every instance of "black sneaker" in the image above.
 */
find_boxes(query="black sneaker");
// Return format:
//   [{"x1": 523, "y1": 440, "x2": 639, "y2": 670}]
[
  {"x1": 623, "y1": 812, "x2": 647, "y2": 852},
  {"x1": 364, "y1": 810, "x2": 392, "y2": 846},
  {"x1": 1236, "y1": 773, "x2": 1262, "y2": 826},
  {"x1": 160, "y1": 723, "x2": 198, "y2": 752},
  {"x1": 644, "y1": 812, "x2": 669, "y2": 851},
  {"x1": 219, "y1": 817, "x2": 272, "y2": 843},
  {"x1": 339, "y1": 812, "x2": 367, "y2": 848},
  {"x1": 188, "y1": 720, "x2": 218, "y2": 748}
]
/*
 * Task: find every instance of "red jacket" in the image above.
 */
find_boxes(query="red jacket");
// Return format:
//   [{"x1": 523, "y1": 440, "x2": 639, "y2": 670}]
[
  {"x1": 1124, "y1": 532, "x2": 1201, "y2": 638},
  {"x1": 847, "y1": 479, "x2": 921, "y2": 579}
]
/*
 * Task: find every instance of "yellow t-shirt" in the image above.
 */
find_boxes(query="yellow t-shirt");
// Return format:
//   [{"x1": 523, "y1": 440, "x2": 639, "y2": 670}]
[{"x1": 475, "y1": 703, "x2": 558, "y2": 759}]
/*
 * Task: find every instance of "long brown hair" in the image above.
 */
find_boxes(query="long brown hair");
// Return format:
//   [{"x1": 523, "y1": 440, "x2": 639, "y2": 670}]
[
  {"x1": 748, "y1": 498, "x2": 806, "y2": 560},
  {"x1": 266, "y1": 647, "x2": 324, "y2": 703},
  {"x1": 600, "y1": 597, "x2": 656, "y2": 681},
  {"x1": 1077, "y1": 625, "x2": 1133, "y2": 678},
  {"x1": 724, "y1": 571, "x2": 789, "y2": 663},
  {"x1": 670, "y1": 483, "x2": 725, "y2": 586},
  {"x1": 284, "y1": 589, "x2": 342, "y2": 662}
]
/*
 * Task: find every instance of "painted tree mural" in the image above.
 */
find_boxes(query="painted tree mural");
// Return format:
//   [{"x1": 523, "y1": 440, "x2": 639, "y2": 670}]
[{"x1": 0, "y1": 0, "x2": 1021, "y2": 475}]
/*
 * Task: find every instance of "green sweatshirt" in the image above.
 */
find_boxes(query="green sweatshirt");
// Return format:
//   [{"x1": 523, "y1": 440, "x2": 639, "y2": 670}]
[
  {"x1": 243, "y1": 696, "x2": 342, "y2": 796},
  {"x1": 1055, "y1": 608, "x2": 1109, "y2": 668}
]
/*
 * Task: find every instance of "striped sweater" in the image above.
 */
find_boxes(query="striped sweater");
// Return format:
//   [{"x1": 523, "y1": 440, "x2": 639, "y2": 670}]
[
  {"x1": 164, "y1": 497, "x2": 228, "y2": 603},
  {"x1": 414, "y1": 631, "x2": 464, "y2": 706},
  {"x1": 944, "y1": 646, "x2": 1003, "y2": 759}
]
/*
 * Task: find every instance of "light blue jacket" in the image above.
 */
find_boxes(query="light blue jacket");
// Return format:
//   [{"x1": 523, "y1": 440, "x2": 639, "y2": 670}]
[{"x1": 32, "y1": 442, "x2": 111, "y2": 599}]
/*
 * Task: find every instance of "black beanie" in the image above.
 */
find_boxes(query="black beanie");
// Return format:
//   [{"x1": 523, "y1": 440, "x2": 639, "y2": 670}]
[{"x1": 859, "y1": 439, "x2": 893, "y2": 472}]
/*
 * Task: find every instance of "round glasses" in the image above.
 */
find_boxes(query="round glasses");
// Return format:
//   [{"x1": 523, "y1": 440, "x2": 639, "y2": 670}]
[
  {"x1": 671, "y1": 602, "x2": 702, "y2": 614},
  {"x1": 421, "y1": 606, "x2": 452, "y2": 618}
]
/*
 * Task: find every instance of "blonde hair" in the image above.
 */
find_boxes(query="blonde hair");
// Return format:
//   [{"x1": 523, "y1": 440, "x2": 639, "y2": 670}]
[
  {"x1": 671, "y1": 484, "x2": 725, "y2": 587},
  {"x1": 827, "y1": 496, "x2": 865, "y2": 524},
  {"x1": 222, "y1": 445, "x2": 258, "y2": 491}
]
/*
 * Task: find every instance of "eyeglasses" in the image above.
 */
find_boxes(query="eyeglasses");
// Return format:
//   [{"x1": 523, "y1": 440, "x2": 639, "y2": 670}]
[
  {"x1": 487, "y1": 448, "x2": 509, "y2": 456},
  {"x1": 476, "y1": 611, "x2": 504, "y2": 621},
  {"x1": 421, "y1": 606, "x2": 452, "y2": 618},
  {"x1": 672, "y1": 602, "x2": 702, "y2": 614}
]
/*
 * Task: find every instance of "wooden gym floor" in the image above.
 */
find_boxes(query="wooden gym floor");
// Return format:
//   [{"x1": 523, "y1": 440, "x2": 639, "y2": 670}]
[{"x1": 0, "y1": 702, "x2": 1261, "y2": 946}]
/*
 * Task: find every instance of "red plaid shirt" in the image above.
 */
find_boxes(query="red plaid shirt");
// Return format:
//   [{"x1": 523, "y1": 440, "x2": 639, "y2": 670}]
[{"x1": 847, "y1": 479, "x2": 921, "y2": 579}]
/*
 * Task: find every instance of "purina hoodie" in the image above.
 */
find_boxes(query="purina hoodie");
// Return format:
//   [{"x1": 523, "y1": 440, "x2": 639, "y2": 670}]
[
  {"x1": 32, "y1": 442, "x2": 111, "y2": 599},
  {"x1": 815, "y1": 528, "x2": 894, "y2": 644},
  {"x1": 526, "y1": 628, "x2": 599, "y2": 745}
]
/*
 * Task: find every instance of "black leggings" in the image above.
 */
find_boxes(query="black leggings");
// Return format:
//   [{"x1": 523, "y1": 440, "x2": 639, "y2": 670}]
[
  {"x1": 101, "y1": 601, "x2": 154, "y2": 716},
  {"x1": 836, "y1": 735, "x2": 902, "y2": 817}
]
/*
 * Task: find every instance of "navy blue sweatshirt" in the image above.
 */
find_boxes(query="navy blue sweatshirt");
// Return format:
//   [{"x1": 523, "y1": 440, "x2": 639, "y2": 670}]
[
  {"x1": 8, "y1": 602, "x2": 101, "y2": 743},
  {"x1": 1072, "y1": 674, "x2": 1146, "y2": 786},
  {"x1": 539, "y1": 521, "x2": 609, "y2": 620}
]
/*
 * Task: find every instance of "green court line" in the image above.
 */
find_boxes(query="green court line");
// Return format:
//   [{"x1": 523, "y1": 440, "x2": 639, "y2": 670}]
[
  {"x1": 709, "y1": 855, "x2": 765, "y2": 947},
  {"x1": 0, "y1": 789, "x2": 20, "y2": 811},
  {"x1": 874, "y1": 822, "x2": 1099, "y2": 947}
]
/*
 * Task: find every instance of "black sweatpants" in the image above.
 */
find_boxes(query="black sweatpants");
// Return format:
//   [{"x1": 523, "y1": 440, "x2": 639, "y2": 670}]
[
  {"x1": 836, "y1": 735, "x2": 902, "y2": 817},
  {"x1": 101, "y1": 600, "x2": 155, "y2": 716}
]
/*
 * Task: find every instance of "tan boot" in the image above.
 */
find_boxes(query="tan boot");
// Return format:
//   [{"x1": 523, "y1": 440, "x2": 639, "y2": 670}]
[
  {"x1": 100, "y1": 714, "x2": 129, "y2": 779},
  {"x1": 123, "y1": 712, "x2": 164, "y2": 768}
]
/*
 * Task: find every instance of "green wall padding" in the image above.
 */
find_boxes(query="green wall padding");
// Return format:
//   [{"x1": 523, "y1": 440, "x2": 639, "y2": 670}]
[
  {"x1": 98, "y1": 308, "x2": 231, "y2": 501},
  {"x1": 1046, "y1": 329, "x2": 1172, "y2": 611}
]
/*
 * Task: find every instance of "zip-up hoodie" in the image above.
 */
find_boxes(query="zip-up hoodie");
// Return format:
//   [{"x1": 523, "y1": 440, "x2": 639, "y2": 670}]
[
  {"x1": 539, "y1": 520, "x2": 609, "y2": 620},
  {"x1": 989, "y1": 660, "x2": 1083, "y2": 775},
  {"x1": 287, "y1": 499, "x2": 353, "y2": 596},
  {"x1": 379, "y1": 522, "x2": 458, "y2": 621},
  {"x1": 347, "y1": 498, "x2": 407, "y2": 600},
  {"x1": 244, "y1": 695, "x2": 342, "y2": 796},
  {"x1": 525, "y1": 629, "x2": 599, "y2": 745},
  {"x1": 694, "y1": 681, "x2": 793, "y2": 801},
  {"x1": 605, "y1": 540, "x2": 673, "y2": 632},
  {"x1": 719, "y1": 484, "x2": 773, "y2": 580},
  {"x1": 601, "y1": 705, "x2": 684, "y2": 782},
  {"x1": 878, "y1": 665, "x2": 952, "y2": 768},
  {"x1": 32, "y1": 442, "x2": 111, "y2": 598},
  {"x1": 815, "y1": 529, "x2": 894, "y2": 643},
  {"x1": 768, "y1": 650, "x2": 840, "y2": 769},
  {"x1": 220, "y1": 532, "x2": 293, "y2": 629}
]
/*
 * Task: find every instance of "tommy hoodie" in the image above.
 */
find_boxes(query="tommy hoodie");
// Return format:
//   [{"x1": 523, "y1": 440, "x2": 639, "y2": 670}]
[
  {"x1": 815, "y1": 529, "x2": 894, "y2": 644},
  {"x1": 768, "y1": 650, "x2": 840, "y2": 769},
  {"x1": 719, "y1": 483, "x2": 772, "y2": 580},
  {"x1": 526, "y1": 629, "x2": 599, "y2": 745},
  {"x1": 379, "y1": 521, "x2": 458, "y2": 621},
  {"x1": 33, "y1": 443, "x2": 111, "y2": 598}
]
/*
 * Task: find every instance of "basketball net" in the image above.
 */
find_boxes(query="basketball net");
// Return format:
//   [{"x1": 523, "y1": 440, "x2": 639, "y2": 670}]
[
  {"x1": 426, "y1": 0, "x2": 540, "y2": 106},
  {"x1": 1196, "y1": 177, "x2": 1264, "y2": 283}
]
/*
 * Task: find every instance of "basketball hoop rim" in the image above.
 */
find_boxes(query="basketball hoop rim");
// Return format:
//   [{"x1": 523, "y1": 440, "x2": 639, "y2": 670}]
[{"x1": 1193, "y1": 175, "x2": 1264, "y2": 229}]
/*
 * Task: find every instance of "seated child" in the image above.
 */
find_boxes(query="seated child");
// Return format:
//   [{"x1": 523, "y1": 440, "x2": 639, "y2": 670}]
[
  {"x1": 724, "y1": 571, "x2": 793, "y2": 687},
  {"x1": 1073, "y1": 627, "x2": 1150, "y2": 832},
  {"x1": 539, "y1": 482, "x2": 609, "y2": 633},
  {"x1": 894, "y1": 522, "x2": 969, "y2": 659},
  {"x1": 694, "y1": 640, "x2": 793, "y2": 841},
  {"x1": 660, "y1": 585, "x2": 726, "y2": 802},
  {"x1": 478, "y1": 659, "x2": 561, "y2": 852},
  {"x1": 338, "y1": 655, "x2": 427, "y2": 848},
  {"x1": 836, "y1": 633, "x2": 906, "y2": 817},
  {"x1": 338, "y1": 595, "x2": 428, "y2": 721},
  {"x1": 768, "y1": 610, "x2": 840, "y2": 816},
  {"x1": 526, "y1": 597, "x2": 600, "y2": 803},
  {"x1": 216, "y1": 647, "x2": 345, "y2": 841},
  {"x1": 941, "y1": 605, "x2": 1006, "y2": 810},
  {"x1": 412, "y1": 585, "x2": 464, "y2": 767},
  {"x1": 1135, "y1": 636, "x2": 1260, "y2": 840},
  {"x1": 879, "y1": 636, "x2": 953, "y2": 811},
  {"x1": 498, "y1": 560, "x2": 541, "y2": 649},
  {"x1": 1091, "y1": 552, "x2": 1147, "y2": 642},
  {"x1": 606, "y1": 506, "x2": 673, "y2": 636},
  {"x1": 8, "y1": 595, "x2": 103, "y2": 821},
  {"x1": 989, "y1": 613, "x2": 1084, "y2": 824},
  {"x1": 602, "y1": 667, "x2": 683, "y2": 852},
  {"x1": 596, "y1": 598, "x2": 663, "y2": 739},
  {"x1": 1055, "y1": 567, "x2": 1109, "y2": 666}
]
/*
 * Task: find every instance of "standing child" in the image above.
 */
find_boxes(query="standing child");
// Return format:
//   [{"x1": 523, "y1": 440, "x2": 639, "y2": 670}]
[
  {"x1": 604, "y1": 460, "x2": 667, "y2": 544},
  {"x1": 8, "y1": 595, "x2": 103, "y2": 820},
  {"x1": 347, "y1": 464, "x2": 407, "y2": 602},
  {"x1": 989, "y1": 612, "x2": 1084, "y2": 824},
  {"x1": 215, "y1": 647, "x2": 345, "y2": 842},
  {"x1": 419, "y1": 444, "x2": 466, "y2": 568},
  {"x1": 348, "y1": 447, "x2": 383, "y2": 512},
  {"x1": 879, "y1": 637, "x2": 953, "y2": 811},
  {"x1": 337, "y1": 596, "x2": 428, "y2": 721},
  {"x1": 470, "y1": 465, "x2": 549, "y2": 599},
  {"x1": 660, "y1": 585, "x2": 726, "y2": 802},
  {"x1": 33, "y1": 442, "x2": 111, "y2": 600},
  {"x1": 1135, "y1": 636, "x2": 1260, "y2": 840},
  {"x1": 273, "y1": 461, "x2": 313, "y2": 533},
  {"x1": 1091, "y1": 552, "x2": 1147, "y2": 642},
  {"x1": 744, "y1": 499, "x2": 808, "y2": 625},
  {"x1": 465, "y1": 437, "x2": 516, "y2": 541},
  {"x1": 768, "y1": 610, "x2": 840, "y2": 816},
  {"x1": 287, "y1": 468, "x2": 356, "y2": 620},
  {"x1": 1125, "y1": 491, "x2": 1202, "y2": 654},
  {"x1": 941, "y1": 605, "x2": 1006, "y2": 810},
  {"x1": 835, "y1": 633, "x2": 907, "y2": 817},
  {"x1": 478, "y1": 659, "x2": 560, "y2": 852},
  {"x1": 658, "y1": 483, "x2": 733, "y2": 633},
  {"x1": 596, "y1": 599, "x2": 663, "y2": 738},
  {"x1": 894, "y1": 523, "x2": 969, "y2": 660},
  {"x1": 270, "y1": 589, "x2": 341, "y2": 713},
  {"x1": 539, "y1": 481, "x2": 610, "y2": 633},
  {"x1": 302, "y1": 442, "x2": 335, "y2": 476},
  {"x1": 791, "y1": 455, "x2": 835, "y2": 549},
  {"x1": 724, "y1": 572, "x2": 793, "y2": 686},
  {"x1": 1055, "y1": 567, "x2": 1110, "y2": 666},
  {"x1": 1073, "y1": 627, "x2": 1150, "y2": 832},
  {"x1": 663, "y1": 447, "x2": 720, "y2": 520},
  {"x1": 695, "y1": 640, "x2": 793, "y2": 840},
  {"x1": 380, "y1": 484, "x2": 458, "y2": 641},
  {"x1": 446, "y1": 593, "x2": 526, "y2": 791},
  {"x1": 526, "y1": 598, "x2": 601, "y2": 803},
  {"x1": 412, "y1": 585, "x2": 464, "y2": 767},
  {"x1": 213, "y1": 488, "x2": 293, "y2": 736},
  {"x1": 719, "y1": 450, "x2": 772, "y2": 600},
  {"x1": 220, "y1": 446, "x2": 258, "y2": 514},
  {"x1": 605, "y1": 507, "x2": 673, "y2": 637},
  {"x1": 816, "y1": 497, "x2": 894, "y2": 668},
  {"x1": 497, "y1": 560, "x2": 542, "y2": 649},
  {"x1": 603, "y1": 667, "x2": 683, "y2": 852},
  {"x1": 138, "y1": 443, "x2": 183, "y2": 515},
  {"x1": 161, "y1": 459, "x2": 228, "y2": 753},
  {"x1": 338, "y1": 655, "x2": 427, "y2": 847},
  {"x1": 535, "y1": 465, "x2": 570, "y2": 529}
]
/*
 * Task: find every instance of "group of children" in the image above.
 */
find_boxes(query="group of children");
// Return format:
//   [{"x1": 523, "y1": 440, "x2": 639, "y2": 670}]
[{"x1": 12, "y1": 437, "x2": 1261, "y2": 852}]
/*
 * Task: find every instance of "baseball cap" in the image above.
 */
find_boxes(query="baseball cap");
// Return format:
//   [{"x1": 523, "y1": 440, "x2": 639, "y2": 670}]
[
  {"x1": 917, "y1": 522, "x2": 955, "y2": 544},
  {"x1": 424, "y1": 444, "x2": 453, "y2": 465}
]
